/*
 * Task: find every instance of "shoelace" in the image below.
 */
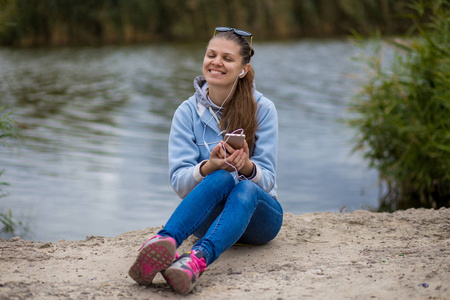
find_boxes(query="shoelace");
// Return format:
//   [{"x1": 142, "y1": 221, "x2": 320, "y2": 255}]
[{"x1": 187, "y1": 252, "x2": 207, "y2": 274}]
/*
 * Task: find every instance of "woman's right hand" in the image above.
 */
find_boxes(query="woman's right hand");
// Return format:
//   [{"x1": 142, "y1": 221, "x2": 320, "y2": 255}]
[{"x1": 200, "y1": 142, "x2": 242, "y2": 176}]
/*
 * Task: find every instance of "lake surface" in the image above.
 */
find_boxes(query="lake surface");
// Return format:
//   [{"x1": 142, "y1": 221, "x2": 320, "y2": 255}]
[{"x1": 0, "y1": 39, "x2": 379, "y2": 242}]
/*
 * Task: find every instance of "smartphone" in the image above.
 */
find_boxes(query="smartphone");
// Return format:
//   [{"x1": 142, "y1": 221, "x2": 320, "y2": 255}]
[{"x1": 224, "y1": 133, "x2": 245, "y2": 149}]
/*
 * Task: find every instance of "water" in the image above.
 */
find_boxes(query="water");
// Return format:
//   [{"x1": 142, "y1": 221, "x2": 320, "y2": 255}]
[{"x1": 0, "y1": 39, "x2": 379, "y2": 242}]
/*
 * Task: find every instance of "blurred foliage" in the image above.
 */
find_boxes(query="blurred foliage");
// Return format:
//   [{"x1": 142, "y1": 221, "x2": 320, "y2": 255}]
[
  {"x1": 0, "y1": 0, "x2": 414, "y2": 46},
  {"x1": 347, "y1": 0, "x2": 450, "y2": 211},
  {"x1": 0, "y1": 106, "x2": 14, "y2": 146},
  {"x1": 0, "y1": 208, "x2": 22, "y2": 235},
  {"x1": 0, "y1": 107, "x2": 21, "y2": 236},
  {"x1": 0, "y1": 107, "x2": 13, "y2": 203}
]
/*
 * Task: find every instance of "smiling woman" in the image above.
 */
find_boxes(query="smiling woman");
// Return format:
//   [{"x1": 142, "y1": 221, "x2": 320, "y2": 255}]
[{"x1": 128, "y1": 27, "x2": 283, "y2": 295}]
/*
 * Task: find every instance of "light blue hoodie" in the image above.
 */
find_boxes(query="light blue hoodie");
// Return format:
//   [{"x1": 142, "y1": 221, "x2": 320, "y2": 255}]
[{"x1": 169, "y1": 76, "x2": 278, "y2": 199}]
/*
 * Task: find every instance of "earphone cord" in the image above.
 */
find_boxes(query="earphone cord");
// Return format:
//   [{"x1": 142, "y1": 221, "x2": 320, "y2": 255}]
[
  {"x1": 202, "y1": 74, "x2": 241, "y2": 153},
  {"x1": 222, "y1": 128, "x2": 248, "y2": 181}
]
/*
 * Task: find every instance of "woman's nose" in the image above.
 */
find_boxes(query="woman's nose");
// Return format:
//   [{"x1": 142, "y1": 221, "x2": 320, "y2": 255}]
[{"x1": 211, "y1": 57, "x2": 222, "y2": 66}]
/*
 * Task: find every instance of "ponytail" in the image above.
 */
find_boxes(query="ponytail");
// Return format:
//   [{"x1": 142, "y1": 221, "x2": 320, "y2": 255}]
[{"x1": 220, "y1": 67, "x2": 257, "y2": 151}]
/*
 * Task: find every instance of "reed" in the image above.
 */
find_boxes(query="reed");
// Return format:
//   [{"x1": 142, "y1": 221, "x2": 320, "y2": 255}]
[
  {"x1": 0, "y1": 0, "x2": 414, "y2": 46},
  {"x1": 347, "y1": 0, "x2": 450, "y2": 210},
  {"x1": 0, "y1": 107, "x2": 22, "y2": 235},
  {"x1": 0, "y1": 108, "x2": 13, "y2": 202}
]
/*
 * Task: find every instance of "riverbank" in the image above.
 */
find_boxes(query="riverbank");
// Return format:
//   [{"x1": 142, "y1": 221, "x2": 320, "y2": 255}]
[{"x1": 1, "y1": 208, "x2": 449, "y2": 299}]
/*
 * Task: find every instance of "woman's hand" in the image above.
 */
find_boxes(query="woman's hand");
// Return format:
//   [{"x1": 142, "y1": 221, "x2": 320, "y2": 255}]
[
  {"x1": 226, "y1": 140, "x2": 254, "y2": 176},
  {"x1": 200, "y1": 140, "x2": 253, "y2": 176}
]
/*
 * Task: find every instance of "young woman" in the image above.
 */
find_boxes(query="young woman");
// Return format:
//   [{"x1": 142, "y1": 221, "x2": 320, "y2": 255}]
[{"x1": 128, "y1": 27, "x2": 283, "y2": 295}]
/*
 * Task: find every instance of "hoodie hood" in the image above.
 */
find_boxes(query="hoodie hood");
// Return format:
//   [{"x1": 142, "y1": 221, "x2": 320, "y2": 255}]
[{"x1": 193, "y1": 75, "x2": 224, "y2": 119}]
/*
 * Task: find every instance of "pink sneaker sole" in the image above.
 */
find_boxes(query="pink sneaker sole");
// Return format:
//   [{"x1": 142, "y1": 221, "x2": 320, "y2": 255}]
[
  {"x1": 162, "y1": 268, "x2": 193, "y2": 295},
  {"x1": 128, "y1": 238, "x2": 176, "y2": 285}
]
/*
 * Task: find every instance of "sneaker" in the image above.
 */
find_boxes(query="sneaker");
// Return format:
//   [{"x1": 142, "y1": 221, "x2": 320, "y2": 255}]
[
  {"x1": 128, "y1": 235, "x2": 177, "y2": 286},
  {"x1": 162, "y1": 250, "x2": 207, "y2": 295}
]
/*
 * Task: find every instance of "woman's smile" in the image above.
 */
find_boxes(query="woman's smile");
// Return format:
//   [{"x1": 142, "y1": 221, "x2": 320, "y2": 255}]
[{"x1": 209, "y1": 68, "x2": 226, "y2": 75}]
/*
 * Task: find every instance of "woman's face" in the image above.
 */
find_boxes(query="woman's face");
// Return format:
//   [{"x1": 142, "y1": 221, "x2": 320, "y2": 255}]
[{"x1": 203, "y1": 37, "x2": 246, "y2": 88}]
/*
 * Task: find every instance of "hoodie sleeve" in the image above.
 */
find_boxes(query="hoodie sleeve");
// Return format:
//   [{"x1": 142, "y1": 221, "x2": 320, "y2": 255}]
[
  {"x1": 168, "y1": 101, "x2": 203, "y2": 199},
  {"x1": 247, "y1": 98, "x2": 278, "y2": 194}
]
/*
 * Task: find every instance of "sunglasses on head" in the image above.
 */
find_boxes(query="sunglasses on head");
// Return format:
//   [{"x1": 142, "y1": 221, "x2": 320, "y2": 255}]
[
  {"x1": 214, "y1": 27, "x2": 252, "y2": 37},
  {"x1": 213, "y1": 27, "x2": 253, "y2": 55}
]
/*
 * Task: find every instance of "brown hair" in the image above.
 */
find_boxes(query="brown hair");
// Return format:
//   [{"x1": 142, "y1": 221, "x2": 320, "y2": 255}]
[{"x1": 212, "y1": 31, "x2": 258, "y2": 151}]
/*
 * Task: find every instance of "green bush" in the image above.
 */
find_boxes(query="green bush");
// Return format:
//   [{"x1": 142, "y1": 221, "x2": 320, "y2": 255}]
[{"x1": 347, "y1": 0, "x2": 450, "y2": 211}]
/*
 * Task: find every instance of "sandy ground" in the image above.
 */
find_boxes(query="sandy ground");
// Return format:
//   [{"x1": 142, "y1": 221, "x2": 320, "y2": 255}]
[{"x1": 0, "y1": 208, "x2": 449, "y2": 300}]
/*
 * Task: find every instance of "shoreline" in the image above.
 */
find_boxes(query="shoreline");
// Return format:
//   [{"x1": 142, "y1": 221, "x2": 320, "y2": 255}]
[{"x1": 1, "y1": 208, "x2": 449, "y2": 299}]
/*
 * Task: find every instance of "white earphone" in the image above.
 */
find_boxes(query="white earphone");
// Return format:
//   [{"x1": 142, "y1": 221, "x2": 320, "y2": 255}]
[{"x1": 239, "y1": 69, "x2": 245, "y2": 76}]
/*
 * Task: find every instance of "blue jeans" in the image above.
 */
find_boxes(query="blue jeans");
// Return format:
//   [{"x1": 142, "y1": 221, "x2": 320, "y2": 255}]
[{"x1": 158, "y1": 170, "x2": 283, "y2": 266}]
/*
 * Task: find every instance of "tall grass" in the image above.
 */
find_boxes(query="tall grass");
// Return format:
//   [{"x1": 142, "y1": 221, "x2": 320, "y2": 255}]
[
  {"x1": 0, "y1": 0, "x2": 413, "y2": 46},
  {"x1": 347, "y1": 0, "x2": 450, "y2": 211}
]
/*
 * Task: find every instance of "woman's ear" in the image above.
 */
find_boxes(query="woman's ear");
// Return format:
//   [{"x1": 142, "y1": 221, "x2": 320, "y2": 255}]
[{"x1": 240, "y1": 64, "x2": 251, "y2": 78}]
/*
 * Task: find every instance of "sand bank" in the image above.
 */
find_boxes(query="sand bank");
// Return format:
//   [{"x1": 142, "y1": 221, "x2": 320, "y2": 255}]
[{"x1": 1, "y1": 208, "x2": 449, "y2": 299}]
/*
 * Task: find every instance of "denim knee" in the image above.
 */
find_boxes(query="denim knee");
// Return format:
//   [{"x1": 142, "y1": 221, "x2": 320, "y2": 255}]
[
  {"x1": 205, "y1": 169, "x2": 234, "y2": 184},
  {"x1": 230, "y1": 180, "x2": 259, "y2": 209}
]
